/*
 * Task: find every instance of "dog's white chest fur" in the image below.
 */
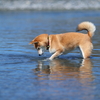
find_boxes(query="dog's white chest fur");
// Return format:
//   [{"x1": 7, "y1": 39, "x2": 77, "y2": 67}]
[{"x1": 49, "y1": 48, "x2": 56, "y2": 53}]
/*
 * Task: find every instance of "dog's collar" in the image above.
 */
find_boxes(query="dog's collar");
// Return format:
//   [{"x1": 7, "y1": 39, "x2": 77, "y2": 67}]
[{"x1": 46, "y1": 35, "x2": 50, "y2": 50}]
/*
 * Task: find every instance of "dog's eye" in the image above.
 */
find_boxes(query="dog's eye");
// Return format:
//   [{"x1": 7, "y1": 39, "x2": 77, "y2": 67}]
[{"x1": 37, "y1": 48, "x2": 40, "y2": 50}]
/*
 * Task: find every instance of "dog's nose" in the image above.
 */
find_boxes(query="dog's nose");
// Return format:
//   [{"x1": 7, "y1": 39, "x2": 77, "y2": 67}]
[
  {"x1": 39, "y1": 54, "x2": 41, "y2": 56},
  {"x1": 39, "y1": 53, "x2": 43, "y2": 56}
]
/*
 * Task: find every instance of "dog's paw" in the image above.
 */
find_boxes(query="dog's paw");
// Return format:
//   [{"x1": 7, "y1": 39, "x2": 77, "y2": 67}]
[
  {"x1": 43, "y1": 58, "x2": 53, "y2": 61},
  {"x1": 42, "y1": 58, "x2": 50, "y2": 61}
]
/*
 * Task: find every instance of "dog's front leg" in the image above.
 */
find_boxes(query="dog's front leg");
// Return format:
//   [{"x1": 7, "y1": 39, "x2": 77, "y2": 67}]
[{"x1": 49, "y1": 50, "x2": 63, "y2": 60}]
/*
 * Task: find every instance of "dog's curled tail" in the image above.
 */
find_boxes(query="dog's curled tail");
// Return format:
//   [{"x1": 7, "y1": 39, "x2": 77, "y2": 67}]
[{"x1": 76, "y1": 21, "x2": 96, "y2": 38}]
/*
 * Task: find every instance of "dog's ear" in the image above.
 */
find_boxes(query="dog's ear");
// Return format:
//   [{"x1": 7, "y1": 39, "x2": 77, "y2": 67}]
[{"x1": 29, "y1": 41, "x2": 38, "y2": 45}]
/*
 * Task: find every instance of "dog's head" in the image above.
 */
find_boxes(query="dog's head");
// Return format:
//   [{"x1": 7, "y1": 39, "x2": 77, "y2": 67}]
[{"x1": 29, "y1": 34, "x2": 49, "y2": 56}]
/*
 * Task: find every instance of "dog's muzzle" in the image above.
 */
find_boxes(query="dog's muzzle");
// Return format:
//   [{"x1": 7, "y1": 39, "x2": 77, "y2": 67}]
[
  {"x1": 39, "y1": 53, "x2": 43, "y2": 56},
  {"x1": 37, "y1": 48, "x2": 43, "y2": 56}
]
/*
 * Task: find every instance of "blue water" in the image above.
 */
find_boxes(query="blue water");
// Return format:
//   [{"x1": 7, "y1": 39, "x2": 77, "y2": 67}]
[{"x1": 0, "y1": 10, "x2": 100, "y2": 100}]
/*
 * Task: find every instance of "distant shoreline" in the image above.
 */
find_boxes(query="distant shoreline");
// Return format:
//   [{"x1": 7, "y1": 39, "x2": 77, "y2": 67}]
[{"x1": 0, "y1": 0, "x2": 100, "y2": 11}]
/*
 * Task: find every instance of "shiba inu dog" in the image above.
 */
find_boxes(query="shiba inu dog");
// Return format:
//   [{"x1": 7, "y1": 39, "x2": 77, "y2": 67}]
[{"x1": 29, "y1": 21, "x2": 96, "y2": 60}]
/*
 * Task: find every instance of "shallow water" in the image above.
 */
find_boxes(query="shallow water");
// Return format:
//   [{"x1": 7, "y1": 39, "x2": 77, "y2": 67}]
[{"x1": 0, "y1": 10, "x2": 100, "y2": 100}]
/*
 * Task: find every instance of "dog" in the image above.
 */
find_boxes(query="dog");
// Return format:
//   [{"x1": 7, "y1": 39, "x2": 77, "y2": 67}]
[{"x1": 29, "y1": 21, "x2": 96, "y2": 60}]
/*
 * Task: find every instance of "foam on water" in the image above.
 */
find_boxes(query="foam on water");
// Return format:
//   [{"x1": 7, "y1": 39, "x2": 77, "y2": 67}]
[{"x1": 0, "y1": 0, "x2": 100, "y2": 10}]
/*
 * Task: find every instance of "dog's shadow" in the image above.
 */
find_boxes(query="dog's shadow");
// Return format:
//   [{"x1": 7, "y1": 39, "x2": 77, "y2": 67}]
[{"x1": 33, "y1": 58, "x2": 93, "y2": 81}]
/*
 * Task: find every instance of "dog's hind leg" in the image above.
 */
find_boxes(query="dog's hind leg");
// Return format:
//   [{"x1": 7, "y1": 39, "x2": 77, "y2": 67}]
[{"x1": 79, "y1": 43, "x2": 93, "y2": 59}]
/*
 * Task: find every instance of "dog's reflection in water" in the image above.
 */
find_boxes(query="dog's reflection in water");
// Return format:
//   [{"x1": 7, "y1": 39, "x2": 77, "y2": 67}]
[{"x1": 34, "y1": 58, "x2": 93, "y2": 81}]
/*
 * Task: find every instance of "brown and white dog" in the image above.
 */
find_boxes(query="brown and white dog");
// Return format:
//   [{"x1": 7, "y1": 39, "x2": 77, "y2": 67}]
[{"x1": 29, "y1": 21, "x2": 96, "y2": 60}]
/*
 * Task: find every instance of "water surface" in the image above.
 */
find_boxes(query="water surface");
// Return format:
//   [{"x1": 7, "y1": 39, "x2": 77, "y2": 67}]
[{"x1": 0, "y1": 10, "x2": 100, "y2": 100}]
